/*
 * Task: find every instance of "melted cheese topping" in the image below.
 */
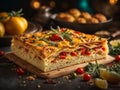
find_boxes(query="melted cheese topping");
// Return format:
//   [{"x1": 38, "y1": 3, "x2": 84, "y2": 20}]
[{"x1": 15, "y1": 28, "x2": 106, "y2": 49}]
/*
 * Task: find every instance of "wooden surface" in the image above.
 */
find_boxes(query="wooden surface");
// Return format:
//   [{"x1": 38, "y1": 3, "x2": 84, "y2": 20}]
[{"x1": 6, "y1": 53, "x2": 115, "y2": 79}]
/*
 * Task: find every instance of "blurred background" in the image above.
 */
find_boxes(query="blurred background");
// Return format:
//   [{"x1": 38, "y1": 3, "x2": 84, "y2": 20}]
[
  {"x1": 0, "y1": 0, "x2": 120, "y2": 33},
  {"x1": 0, "y1": 0, "x2": 120, "y2": 45},
  {"x1": 0, "y1": 0, "x2": 120, "y2": 20}
]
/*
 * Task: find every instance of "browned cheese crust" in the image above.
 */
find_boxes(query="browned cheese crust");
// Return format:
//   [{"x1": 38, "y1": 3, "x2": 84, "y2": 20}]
[{"x1": 11, "y1": 28, "x2": 109, "y2": 72}]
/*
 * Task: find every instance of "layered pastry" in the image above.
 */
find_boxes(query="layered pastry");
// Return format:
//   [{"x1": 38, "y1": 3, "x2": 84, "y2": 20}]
[{"x1": 11, "y1": 27, "x2": 109, "y2": 72}]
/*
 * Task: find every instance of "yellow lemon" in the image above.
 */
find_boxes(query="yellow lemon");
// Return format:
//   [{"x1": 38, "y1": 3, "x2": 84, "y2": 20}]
[
  {"x1": 95, "y1": 78, "x2": 108, "y2": 89},
  {"x1": 100, "y1": 68, "x2": 120, "y2": 83}
]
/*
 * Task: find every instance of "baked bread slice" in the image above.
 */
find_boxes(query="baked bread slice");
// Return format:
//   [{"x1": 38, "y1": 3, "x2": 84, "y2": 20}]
[{"x1": 11, "y1": 27, "x2": 109, "y2": 72}]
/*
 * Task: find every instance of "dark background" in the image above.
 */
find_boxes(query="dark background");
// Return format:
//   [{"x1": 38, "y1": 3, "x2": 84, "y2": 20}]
[
  {"x1": 0, "y1": 0, "x2": 120, "y2": 20},
  {"x1": 0, "y1": 0, "x2": 33, "y2": 19},
  {"x1": 0, "y1": 1, "x2": 120, "y2": 90}
]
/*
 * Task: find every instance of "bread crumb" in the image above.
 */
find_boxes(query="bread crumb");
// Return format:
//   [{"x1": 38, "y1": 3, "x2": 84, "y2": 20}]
[
  {"x1": 22, "y1": 80, "x2": 26, "y2": 84},
  {"x1": 87, "y1": 79, "x2": 94, "y2": 86},
  {"x1": 26, "y1": 76, "x2": 35, "y2": 81},
  {"x1": 37, "y1": 84, "x2": 41, "y2": 88},
  {"x1": 44, "y1": 79, "x2": 56, "y2": 84},
  {"x1": 63, "y1": 76, "x2": 69, "y2": 80}
]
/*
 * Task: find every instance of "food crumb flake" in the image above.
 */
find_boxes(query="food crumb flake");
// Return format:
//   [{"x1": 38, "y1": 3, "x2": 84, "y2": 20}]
[
  {"x1": 63, "y1": 75, "x2": 69, "y2": 80},
  {"x1": 44, "y1": 79, "x2": 57, "y2": 84},
  {"x1": 77, "y1": 85, "x2": 81, "y2": 88},
  {"x1": 37, "y1": 84, "x2": 41, "y2": 88},
  {"x1": 26, "y1": 75, "x2": 36, "y2": 81}
]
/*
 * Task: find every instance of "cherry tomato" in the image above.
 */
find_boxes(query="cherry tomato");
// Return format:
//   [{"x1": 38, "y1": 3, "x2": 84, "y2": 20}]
[
  {"x1": 16, "y1": 67, "x2": 25, "y2": 75},
  {"x1": 101, "y1": 47, "x2": 106, "y2": 51},
  {"x1": 59, "y1": 55, "x2": 66, "y2": 59},
  {"x1": 93, "y1": 46, "x2": 101, "y2": 51},
  {"x1": 59, "y1": 52, "x2": 67, "y2": 59},
  {"x1": 50, "y1": 34, "x2": 61, "y2": 41},
  {"x1": 59, "y1": 52, "x2": 67, "y2": 56},
  {"x1": 51, "y1": 60, "x2": 56, "y2": 63},
  {"x1": 76, "y1": 68, "x2": 84, "y2": 74},
  {"x1": 0, "y1": 51, "x2": 5, "y2": 57},
  {"x1": 70, "y1": 51, "x2": 78, "y2": 56},
  {"x1": 83, "y1": 73, "x2": 91, "y2": 81},
  {"x1": 85, "y1": 50, "x2": 91, "y2": 55},
  {"x1": 60, "y1": 28, "x2": 65, "y2": 32},
  {"x1": 79, "y1": 48, "x2": 86, "y2": 55},
  {"x1": 115, "y1": 55, "x2": 120, "y2": 62},
  {"x1": 75, "y1": 31, "x2": 81, "y2": 35}
]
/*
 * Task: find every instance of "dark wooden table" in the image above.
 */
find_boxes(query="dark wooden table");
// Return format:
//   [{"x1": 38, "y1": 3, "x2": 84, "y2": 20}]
[{"x1": 0, "y1": 46, "x2": 120, "y2": 90}]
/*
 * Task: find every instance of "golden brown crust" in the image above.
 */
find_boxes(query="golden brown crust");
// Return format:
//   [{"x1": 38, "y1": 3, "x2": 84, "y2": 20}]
[
  {"x1": 12, "y1": 28, "x2": 108, "y2": 59},
  {"x1": 55, "y1": 9, "x2": 108, "y2": 24},
  {"x1": 11, "y1": 28, "x2": 109, "y2": 72},
  {"x1": 81, "y1": 12, "x2": 92, "y2": 20},
  {"x1": 56, "y1": 13, "x2": 75, "y2": 22},
  {"x1": 94, "y1": 14, "x2": 107, "y2": 22},
  {"x1": 76, "y1": 17, "x2": 87, "y2": 23},
  {"x1": 68, "y1": 8, "x2": 81, "y2": 18},
  {"x1": 87, "y1": 17, "x2": 99, "y2": 23}
]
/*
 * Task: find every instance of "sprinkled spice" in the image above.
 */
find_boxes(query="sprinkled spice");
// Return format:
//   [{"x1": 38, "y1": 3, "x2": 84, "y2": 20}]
[
  {"x1": 23, "y1": 38, "x2": 28, "y2": 42},
  {"x1": 0, "y1": 51, "x2": 5, "y2": 57},
  {"x1": 26, "y1": 75, "x2": 36, "y2": 81},
  {"x1": 31, "y1": 35, "x2": 35, "y2": 38},
  {"x1": 44, "y1": 79, "x2": 57, "y2": 84},
  {"x1": 37, "y1": 84, "x2": 41, "y2": 88}
]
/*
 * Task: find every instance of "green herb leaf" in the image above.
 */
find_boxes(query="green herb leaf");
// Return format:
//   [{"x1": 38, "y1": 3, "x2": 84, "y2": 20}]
[
  {"x1": 85, "y1": 62, "x2": 105, "y2": 77},
  {"x1": 38, "y1": 44, "x2": 44, "y2": 46},
  {"x1": 63, "y1": 32, "x2": 74, "y2": 44},
  {"x1": 50, "y1": 26, "x2": 74, "y2": 43},
  {"x1": 40, "y1": 38, "x2": 58, "y2": 46},
  {"x1": 108, "y1": 62, "x2": 120, "y2": 74},
  {"x1": 109, "y1": 44, "x2": 120, "y2": 55}
]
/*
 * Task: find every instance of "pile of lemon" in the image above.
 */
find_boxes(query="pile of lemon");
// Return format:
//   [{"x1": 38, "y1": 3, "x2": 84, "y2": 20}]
[
  {"x1": 0, "y1": 9, "x2": 28, "y2": 37},
  {"x1": 95, "y1": 68, "x2": 120, "y2": 89}
]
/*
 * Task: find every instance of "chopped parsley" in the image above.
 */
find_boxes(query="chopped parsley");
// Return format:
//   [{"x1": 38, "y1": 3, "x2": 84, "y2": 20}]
[{"x1": 109, "y1": 43, "x2": 120, "y2": 55}]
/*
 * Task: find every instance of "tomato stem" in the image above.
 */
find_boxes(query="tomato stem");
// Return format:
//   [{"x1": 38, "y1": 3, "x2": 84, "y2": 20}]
[{"x1": 8, "y1": 8, "x2": 23, "y2": 17}]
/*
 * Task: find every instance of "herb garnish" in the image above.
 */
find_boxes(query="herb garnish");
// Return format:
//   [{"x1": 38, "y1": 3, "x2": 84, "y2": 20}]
[
  {"x1": 109, "y1": 43, "x2": 120, "y2": 55},
  {"x1": 40, "y1": 38, "x2": 58, "y2": 47},
  {"x1": 85, "y1": 62, "x2": 105, "y2": 77},
  {"x1": 38, "y1": 44, "x2": 44, "y2": 46},
  {"x1": 50, "y1": 26, "x2": 74, "y2": 44},
  {"x1": 50, "y1": 26, "x2": 64, "y2": 40},
  {"x1": 85, "y1": 58, "x2": 120, "y2": 77},
  {"x1": 109, "y1": 62, "x2": 120, "y2": 74}
]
